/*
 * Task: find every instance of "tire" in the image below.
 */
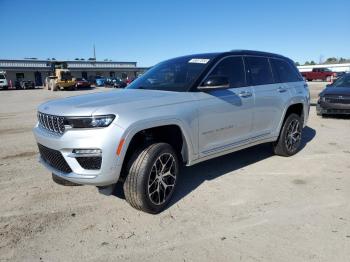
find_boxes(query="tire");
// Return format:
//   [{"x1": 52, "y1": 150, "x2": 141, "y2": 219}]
[
  {"x1": 123, "y1": 143, "x2": 179, "y2": 214},
  {"x1": 273, "y1": 113, "x2": 303, "y2": 157}
]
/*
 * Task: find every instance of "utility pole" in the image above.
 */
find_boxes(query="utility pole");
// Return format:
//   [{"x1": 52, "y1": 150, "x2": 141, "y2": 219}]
[{"x1": 93, "y1": 44, "x2": 96, "y2": 60}]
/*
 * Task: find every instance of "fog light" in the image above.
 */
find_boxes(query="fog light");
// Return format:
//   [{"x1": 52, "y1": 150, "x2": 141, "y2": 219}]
[
  {"x1": 68, "y1": 149, "x2": 102, "y2": 158},
  {"x1": 73, "y1": 149, "x2": 102, "y2": 154}
]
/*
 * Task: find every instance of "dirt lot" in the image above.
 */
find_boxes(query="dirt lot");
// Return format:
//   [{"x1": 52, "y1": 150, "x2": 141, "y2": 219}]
[{"x1": 0, "y1": 83, "x2": 350, "y2": 262}]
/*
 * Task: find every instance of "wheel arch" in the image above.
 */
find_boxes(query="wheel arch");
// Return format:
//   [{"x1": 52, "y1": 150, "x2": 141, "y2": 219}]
[
  {"x1": 118, "y1": 120, "x2": 194, "y2": 180},
  {"x1": 276, "y1": 102, "x2": 305, "y2": 136}
]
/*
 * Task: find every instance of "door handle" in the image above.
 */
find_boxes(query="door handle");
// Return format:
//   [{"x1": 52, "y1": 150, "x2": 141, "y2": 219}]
[
  {"x1": 277, "y1": 87, "x2": 287, "y2": 93},
  {"x1": 238, "y1": 91, "x2": 252, "y2": 98}
]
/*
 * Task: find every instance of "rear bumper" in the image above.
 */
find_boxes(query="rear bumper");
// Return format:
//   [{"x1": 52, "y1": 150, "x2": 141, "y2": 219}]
[{"x1": 33, "y1": 123, "x2": 125, "y2": 186}]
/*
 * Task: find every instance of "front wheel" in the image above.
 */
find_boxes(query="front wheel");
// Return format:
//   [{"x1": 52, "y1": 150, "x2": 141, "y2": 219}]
[
  {"x1": 273, "y1": 113, "x2": 303, "y2": 157},
  {"x1": 123, "y1": 143, "x2": 179, "y2": 214}
]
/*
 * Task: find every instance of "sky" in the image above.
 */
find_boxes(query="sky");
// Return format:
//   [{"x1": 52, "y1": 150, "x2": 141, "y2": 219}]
[{"x1": 0, "y1": 0, "x2": 349, "y2": 67}]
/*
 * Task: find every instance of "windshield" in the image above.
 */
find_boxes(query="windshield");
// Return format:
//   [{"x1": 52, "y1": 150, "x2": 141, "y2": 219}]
[
  {"x1": 0, "y1": 75, "x2": 5, "y2": 79},
  {"x1": 127, "y1": 55, "x2": 214, "y2": 92},
  {"x1": 331, "y1": 74, "x2": 350, "y2": 87}
]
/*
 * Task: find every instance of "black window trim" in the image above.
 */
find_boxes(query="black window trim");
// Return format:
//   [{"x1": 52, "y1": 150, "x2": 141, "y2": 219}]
[{"x1": 196, "y1": 55, "x2": 248, "y2": 90}]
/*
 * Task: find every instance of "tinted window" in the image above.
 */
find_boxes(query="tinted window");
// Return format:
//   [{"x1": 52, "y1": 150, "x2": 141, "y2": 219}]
[
  {"x1": 206, "y1": 56, "x2": 246, "y2": 88},
  {"x1": 0, "y1": 75, "x2": 5, "y2": 79},
  {"x1": 245, "y1": 57, "x2": 274, "y2": 86},
  {"x1": 271, "y1": 58, "x2": 301, "y2": 83}
]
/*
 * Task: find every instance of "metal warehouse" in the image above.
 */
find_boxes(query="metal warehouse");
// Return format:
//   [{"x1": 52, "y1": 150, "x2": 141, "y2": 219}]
[{"x1": 0, "y1": 59, "x2": 148, "y2": 86}]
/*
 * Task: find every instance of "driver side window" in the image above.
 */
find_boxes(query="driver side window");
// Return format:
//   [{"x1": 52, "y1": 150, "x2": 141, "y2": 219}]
[{"x1": 207, "y1": 56, "x2": 246, "y2": 88}]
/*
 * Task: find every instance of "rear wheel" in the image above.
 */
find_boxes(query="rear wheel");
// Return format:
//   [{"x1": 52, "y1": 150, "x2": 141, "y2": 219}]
[
  {"x1": 273, "y1": 113, "x2": 302, "y2": 157},
  {"x1": 123, "y1": 143, "x2": 179, "y2": 214}
]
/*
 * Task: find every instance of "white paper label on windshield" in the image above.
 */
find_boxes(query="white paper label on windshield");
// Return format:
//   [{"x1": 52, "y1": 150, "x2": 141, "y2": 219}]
[{"x1": 188, "y1": 58, "x2": 210, "y2": 64}]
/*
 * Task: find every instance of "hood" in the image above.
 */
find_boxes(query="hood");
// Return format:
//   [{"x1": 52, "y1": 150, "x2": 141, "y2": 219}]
[
  {"x1": 38, "y1": 89, "x2": 195, "y2": 116},
  {"x1": 321, "y1": 86, "x2": 350, "y2": 96}
]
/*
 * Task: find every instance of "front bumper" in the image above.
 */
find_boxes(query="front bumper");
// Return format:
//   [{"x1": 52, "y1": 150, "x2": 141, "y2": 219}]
[
  {"x1": 33, "y1": 123, "x2": 125, "y2": 186},
  {"x1": 317, "y1": 101, "x2": 350, "y2": 115}
]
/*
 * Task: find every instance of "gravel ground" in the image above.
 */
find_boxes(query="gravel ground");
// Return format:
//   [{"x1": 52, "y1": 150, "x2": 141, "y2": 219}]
[{"x1": 0, "y1": 83, "x2": 350, "y2": 262}]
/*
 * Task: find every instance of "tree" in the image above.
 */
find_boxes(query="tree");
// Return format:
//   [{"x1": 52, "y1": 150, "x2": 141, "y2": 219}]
[
  {"x1": 304, "y1": 61, "x2": 310, "y2": 65},
  {"x1": 339, "y1": 57, "x2": 347, "y2": 63},
  {"x1": 80, "y1": 58, "x2": 85, "y2": 60},
  {"x1": 295, "y1": 62, "x2": 300, "y2": 66},
  {"x1": 325, "y1": 57, "x2": 337, "y2": 64},
  {"x1": 88, "y1": 58, "x2": 96, "y2": 61},
  {"x1": 75, "y1": 58, "x2": 80, "y2": 60},
  {"x1": 51, "y1": 58, "x2": 56, "y2": 60},
  {"x1": 310, "y1": 61, "x2": 316, "y2": 65}
]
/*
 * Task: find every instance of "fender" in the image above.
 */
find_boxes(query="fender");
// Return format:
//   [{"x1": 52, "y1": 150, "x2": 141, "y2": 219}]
[
  {"x1": 274, "y1": 97, "x2": 308, "y2": 137},
  {"x1": 116, "y1": 118, "x2": 196, "y2": 166}
]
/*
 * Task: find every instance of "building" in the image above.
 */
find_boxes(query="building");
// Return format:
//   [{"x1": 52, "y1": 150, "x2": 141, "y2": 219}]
[
  {"x1": 297, "y1": 63, "x2": 350, "y2": 73},
  {"x1": 0, "y1": 59, "x2": 148, "y2": 86}
]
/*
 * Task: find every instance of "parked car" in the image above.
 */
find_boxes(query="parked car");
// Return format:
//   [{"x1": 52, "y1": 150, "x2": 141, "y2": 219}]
[
  {"x1": 0, "y1": 71, "x2": 8, "y2": 90},
  {"x1": 301, "y1": 68, "x2": 337, "y2": 82},
  {"x1": 95, "y1": 77, "x2": 107, "y2": 86},
  {"x1": 33, "y1": 50, "x2": 310, "y2": 214},
  {"x1": 75, "y1": 78, "x2": 91, "y2": 88},
  {"x1": 15, "y1": 79, "x2": 35, "y2": 89},
  {"x1": 317, "y1": 73, "x2": 350, "y2": 116},
  {"x1": 105, "y1": 77, "x2": 127, "y2": 88}
]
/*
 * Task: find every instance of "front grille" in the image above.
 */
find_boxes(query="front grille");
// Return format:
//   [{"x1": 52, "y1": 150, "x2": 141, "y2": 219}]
[
  {"x1": 37, "y1": 112, "x2": 65, "y2": 134},
  {"x1": 325, "y1": 96, "x2": 350, "y2": 104},
  {"x1": 76, "y1": 157, "x2": 102, "y2": 170},
  {"x1": 37, "y1": 144, "x2": 72, "y2": 173}
]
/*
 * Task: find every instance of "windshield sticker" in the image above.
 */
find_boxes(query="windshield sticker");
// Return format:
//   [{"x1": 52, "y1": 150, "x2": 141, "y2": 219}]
[{"x1": 188, "y1": 58, "x2": 210, "y2": 64}]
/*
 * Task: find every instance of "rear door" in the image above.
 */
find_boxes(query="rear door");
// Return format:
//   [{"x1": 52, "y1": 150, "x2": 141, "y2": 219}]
[
  {"x1": 196, "y1": 56, "x2": 254, "y2": 157},
  {"x1": 245, "y1": 56, "x2": 289, "y2": 139}
]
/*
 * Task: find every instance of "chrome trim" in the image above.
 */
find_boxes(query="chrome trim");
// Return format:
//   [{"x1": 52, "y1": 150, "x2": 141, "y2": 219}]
[{"x1": 37, "y1": 112, "x2": 65, "y2": 135}]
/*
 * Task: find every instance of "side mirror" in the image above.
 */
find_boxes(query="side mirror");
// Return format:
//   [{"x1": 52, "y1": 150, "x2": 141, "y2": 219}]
[{"x1": 199, "y1": 76, "x2": 229, "y2": 90}]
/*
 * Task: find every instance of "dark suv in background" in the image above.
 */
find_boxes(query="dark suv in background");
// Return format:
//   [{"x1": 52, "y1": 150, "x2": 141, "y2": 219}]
[{"x1": 317, "y1": 73, "x2": 350, "y2": 116}]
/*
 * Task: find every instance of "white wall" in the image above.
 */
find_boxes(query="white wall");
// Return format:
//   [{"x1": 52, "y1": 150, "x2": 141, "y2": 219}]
[{"x1": 298, "y1": 63, "x2": 350, "y2": 72}]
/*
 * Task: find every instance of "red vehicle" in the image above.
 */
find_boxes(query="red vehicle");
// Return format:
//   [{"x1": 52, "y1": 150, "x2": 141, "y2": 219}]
[
  {"x1": 75, "y1": 78, "x2": 91, "y2": 88},
  {"x1": 301, "y1": 68, "x2": 337, "y2": 82}
]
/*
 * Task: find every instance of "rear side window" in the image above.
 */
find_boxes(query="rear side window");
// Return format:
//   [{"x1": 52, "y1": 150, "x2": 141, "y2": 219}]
[
  {"x1": 271, "y1": 58, "x2": 301, "y2": 83},
  {"x1": 207, "y1": 56, "x2": 246, "y2": 88},
  {"x1": 245, "y1": 56, "x2": 274, "y2": 86}
]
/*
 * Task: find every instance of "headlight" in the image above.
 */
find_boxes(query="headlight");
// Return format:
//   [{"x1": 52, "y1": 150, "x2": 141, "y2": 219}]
[{"x1": 65, "y1": 114, "x2": 116, "y2": 128}]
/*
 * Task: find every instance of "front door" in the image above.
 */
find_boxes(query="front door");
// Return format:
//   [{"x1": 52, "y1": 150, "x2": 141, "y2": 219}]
[
  {"x1": 82, "y1": 71, "x2": 88, "y2": 79},
  {"x1": 196, "y1": 56, "x2": 254, "y2": 157},
  {"x1": 34, "y1": 71, "x2": 42, "y2": 86}
]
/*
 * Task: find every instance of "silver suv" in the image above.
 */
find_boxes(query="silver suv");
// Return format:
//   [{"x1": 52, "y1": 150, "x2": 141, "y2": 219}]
[{"x1": 33, "y1": 50, "x2": 310, "y2": 213}]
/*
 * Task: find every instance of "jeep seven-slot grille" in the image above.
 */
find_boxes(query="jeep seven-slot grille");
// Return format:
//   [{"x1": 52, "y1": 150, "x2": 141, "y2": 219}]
[
  {"x1": 37, "y1": 144, "x2": 72, "y2": 173},
  {"x1": 37, "y1": 112, "x2": 65, "y2": 134}
]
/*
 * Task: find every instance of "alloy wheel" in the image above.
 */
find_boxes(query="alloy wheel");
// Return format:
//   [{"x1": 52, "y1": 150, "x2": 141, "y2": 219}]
[
  {"x1": 147, "y1": 153, "x2": 177, "y2": 205},
  {"x1": 285, "y1": 119, "x2": 301, "y2": 152}
]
